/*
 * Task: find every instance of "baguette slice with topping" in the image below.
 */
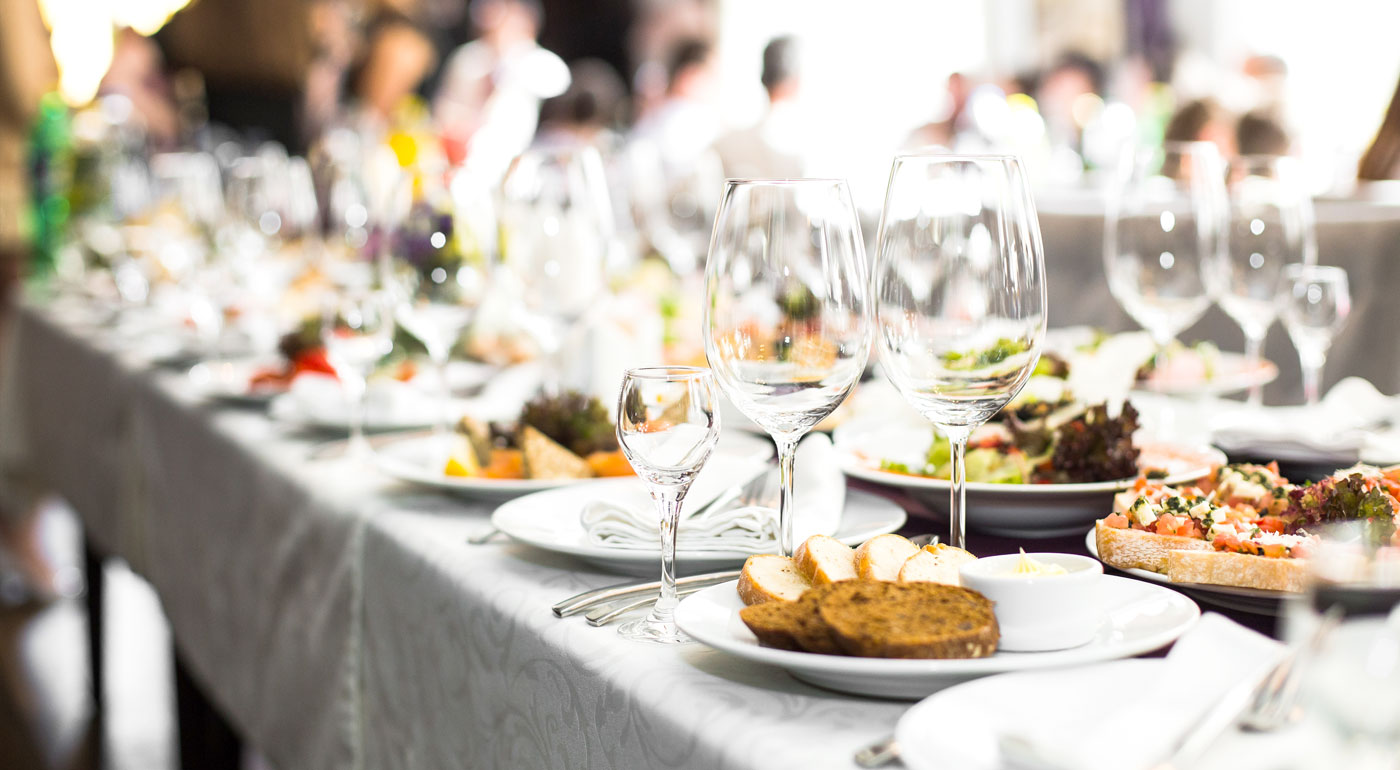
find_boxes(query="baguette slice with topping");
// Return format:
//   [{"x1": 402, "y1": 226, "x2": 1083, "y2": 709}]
[
  {"x1": 1095, "y1": 519, "x2": 1211, "y2": 574},
  {"x1": 1166, "y1": 549, "x2": 1308, "y2": 592}
]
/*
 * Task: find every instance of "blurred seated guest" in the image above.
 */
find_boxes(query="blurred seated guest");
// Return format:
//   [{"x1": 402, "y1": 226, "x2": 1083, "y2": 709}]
[
  {"x1": 433, "y1": 0, "x2": 569, "y2": 177},
  {"x1": 534, "y1": 58, "x2": 628, "y2": 151},
  {"x1": 1359, "y1": 76, "x2": 1400, "y2": 180},
  {"x1": 1036, "y1": 52, "x2": 1104, "y2": 153},
  {"x1": 300, "y1": 0, "x2": 361, "y2": 145},
  {"x1": 1235, "y1": 110, "x2": 1290, "y2": 157},
  {"x1": 1163, "y1": 97, "x2": 1235, "y2": 156},
  {"x1": 352, "y1": 10, "x2": 437, "y2": 127},
  {"x1": 630, "y1": 37, "x2": 720, "y2": 177},
  {"x1": 101, "y1": 28, "x2": 180, "y2": 148},
  {"x1": 905, "y1": 71, "x2": 971, "y2": 150},
  {"x1": 714, "y1": 36, "x2": 806, "y2": 178}
]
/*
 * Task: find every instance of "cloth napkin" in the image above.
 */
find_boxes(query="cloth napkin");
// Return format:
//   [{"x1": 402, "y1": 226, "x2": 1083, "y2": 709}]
[
  {"x1": 1210, "y1": 377, "x2": 1400, "y2": 463},
  {"x1": 272, "y1": 373, "x2": 438, "y2": 427},
  {"x1": 580, "y1": 433, "x2": 845, "y2": 552},
  {"x1": 1064, "y1": 330, "x2": 1158, "y2": 407},
  {"x1": 1002, "y1": 613, "x2": 1287, "y2": 770}
]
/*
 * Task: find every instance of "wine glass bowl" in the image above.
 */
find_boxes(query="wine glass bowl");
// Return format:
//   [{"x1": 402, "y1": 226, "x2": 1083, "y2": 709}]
[
  {"x1": 1105, "y1": 142, "x2": 1225, "y2": 357},
  {"x1": 323, "y1": 289, "x2": 396, "y2": 458},
  {"x1": 703, "y1": 178, "x2": 872, "y2": 556},
  {"x1": 873, "y1": 153, "x2": 1047, "y2": 549},
  {"x1": 1280, "y1": 264, "x2": 1351, "y2": 406},
  {"x1": 614, "y1": 366, "x2": 721, "y2": 644}
]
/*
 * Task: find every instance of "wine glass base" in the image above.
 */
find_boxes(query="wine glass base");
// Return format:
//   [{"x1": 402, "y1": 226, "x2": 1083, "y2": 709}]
[{"x1": 617, "y1": 617, "x2": 691, "y2": 644}]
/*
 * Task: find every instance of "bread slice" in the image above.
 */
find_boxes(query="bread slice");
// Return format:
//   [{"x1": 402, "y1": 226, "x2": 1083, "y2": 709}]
[
  {"x1": 817, "y1": 581, "x2": 998, "y2": 659},
  {"x1": 1095, "y1": 520, "x2": 1211, "y2": 574},
  {"x1": 738, "y1": 583, "x2": 844, "y2": 654},
  {"x1": 793, "y1": 534, "x2": 858, "y2": 585},
  {"x1": 1166, "y1": 550, "x2": 1307, "y2": 592},
  {"x1": 898, "y1": 543, "x2": 977, "y2": 585},
  {"x1": 519, "y1": 425, "x2": 593, "y2": 480},
  {"x1": 854, "y1": 534, "x2": 920, "y2": 581},
  {"x1": 737, "y1": 555, "x2": 811, "y2": 605},
  {"x1": 456, "y1": 415, "x2": 494, "y2": 465}
]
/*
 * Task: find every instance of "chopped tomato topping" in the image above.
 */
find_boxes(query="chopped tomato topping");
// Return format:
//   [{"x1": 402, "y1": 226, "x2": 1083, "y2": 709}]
[{"x1": 1103, "y1": 513, "x2": 1130, "y2": 528}]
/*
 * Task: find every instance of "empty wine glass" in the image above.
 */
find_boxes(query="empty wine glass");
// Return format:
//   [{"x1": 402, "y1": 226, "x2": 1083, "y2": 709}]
[
  {"x1": 615, "y1": 366, "x2": 721, "y2": 644},
  {"x1": 1280, "y1": 264, "x2": 1350, "y2": 406},
  {"x1": 323, "y1": 288, "x2": 396, "y2": 458},
  {"x1": 390, "y1": 170, "x2": 495, "y2": 453},
  {"x1": 1105, "y1": 142, "x2": 1226, "y2": 375},
  {"x1": 874, "y1": 153, "x2": 1047, "y2": 549},
  {"x1": 1216, "y1": 155, "x2": 1317, "y2": 405},
  {"x1": 703, "y1": 179, "x2": 871, "y2": 557},
  {"x1": 498, "y1": 146, "x2": 613, "y2": 392}
]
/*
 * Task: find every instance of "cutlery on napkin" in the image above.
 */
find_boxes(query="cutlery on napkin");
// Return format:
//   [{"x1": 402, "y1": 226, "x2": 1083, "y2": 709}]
[
  {"x1": 1209, "y1": 377, "x2": 1400, "y2": 463},
  {"x1": 579, "y1": 434, "x2": 845, "y2": 552},
  {"x1": 997, "y1": 613, "x2": 1286, "y2": 770}
]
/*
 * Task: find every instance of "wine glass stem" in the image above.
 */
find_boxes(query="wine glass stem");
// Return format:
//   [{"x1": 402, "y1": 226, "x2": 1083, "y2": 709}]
[
  {"x1": 432, "y1": 352, "x2": 451, "y2": 448},
  {"x1": 1244, "y1": 332, "x2": 1265, "y2": 407},
  {"x1": 945, "y1": 427, "x2": 972, "y2": 551},
  {"x1": 647, "y1": 485, "x2": 686, "y2": 625},
  {"x1": 345, "y1": 374, "x2": 369, "y2": 459},
  {"x1": 775, "y1": 434, "x2": 799, "y2": 558},
  {"x1": 1300, "y1": 349, "x2": 1326, "y2": 407}
]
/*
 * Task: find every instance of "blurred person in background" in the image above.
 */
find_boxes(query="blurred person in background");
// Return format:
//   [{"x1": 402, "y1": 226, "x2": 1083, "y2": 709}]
[
  {"x1": 1236, "y1": 109, "x2": 1290, "y2": 157},
  {"x1": 301, "y1": 0, "x2": 362, "y2": 144},
  {"x1": 351, "y1": 9, "x2": 437, "y2": 126},
  {"x1": 534, "y1": 58, "x2": 628, "y2": 151},
  {"x1": 101, "y1": 28, "x2": 180, "y2": 148},
  {"x1": 627, "y1": 0, "x2": 713, "y2": 123},
  {"x1": 1163, "y1": 97, "x2": 1235, "y2": 156},
  {"x1": 629, "y1": 37, "x2": 718, "y2": 176},
  {"x1": 1358, "y1": 76, "x2": 1400, "y2": 180},
  {"x1": 713, "y1": 35, "x2": 806, "y2": 179},
  {"x1": 905, "y1": 71, "x2": 972, "y2": 150},
  {"x1": 433, "y1": 0, "x2": 569, "y2": 177},
  {"x1": 1035, "y1": 52, "x2": 1105, "y2": 156}
]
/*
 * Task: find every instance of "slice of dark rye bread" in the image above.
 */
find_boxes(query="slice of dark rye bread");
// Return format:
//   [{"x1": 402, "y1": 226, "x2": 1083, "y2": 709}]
[
  {"x1": 738, "y1": 584, "x2": 844, "y2": 654},
  {"x1": 739, "y1": 582, "x2": 998, "y2": 659}
]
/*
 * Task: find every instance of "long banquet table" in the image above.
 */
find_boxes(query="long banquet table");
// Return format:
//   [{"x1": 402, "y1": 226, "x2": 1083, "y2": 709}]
[{"x1": 0, "y1": 296, "x2": 1340, "y2": 770}]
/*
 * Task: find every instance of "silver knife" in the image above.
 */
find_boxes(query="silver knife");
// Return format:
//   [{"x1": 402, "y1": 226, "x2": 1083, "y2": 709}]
[{"x1": 553, "y1": 570, "x2": 740, "y2": 617}]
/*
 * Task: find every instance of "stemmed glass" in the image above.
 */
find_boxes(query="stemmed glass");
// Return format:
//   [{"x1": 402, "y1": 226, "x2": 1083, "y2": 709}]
[
  {"x1": 614, "y1": 366, "x2": 721, "y2": 644},
  {"x1": 703, "y1": 179, "x2": 871, "y2": 557},
  {"x1": 1280, "y1": 264, "x2": 1350, "y2": 406},
  {"x1": 498, "y1": 146, "x2": 613, "y2": 392},
  {"x1": 323, "y1": 288, "x2": 396, "y2": 459},
  {"x1": 1216, "y1": 155, "x2": 1317, "y2": 405},
  {"x1": 390, "y1": 170, "x2": 495, "y2": 454},
  {"x1": 1105, "y1": 142, "x2": 1226, "y2": 374},
  {"x1": 873, "y1": 154, "x2": 1047, "y2": 549}
]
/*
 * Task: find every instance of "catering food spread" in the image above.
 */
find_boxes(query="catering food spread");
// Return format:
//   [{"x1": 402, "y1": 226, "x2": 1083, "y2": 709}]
[
  {"x1": 1096, "y1": 462, "x2": 1400, "y2": 591},
  {"x1": 444, "y1": 391, "x2": 635, "y2": 481}
]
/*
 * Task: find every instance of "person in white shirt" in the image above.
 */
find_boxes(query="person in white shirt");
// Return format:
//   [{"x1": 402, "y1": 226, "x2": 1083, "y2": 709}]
[
  {"x1": 714, "y1": 36, "x2": 807, "y2": 179},
  {"x1": 433, "y1": 0, "x2": 570, "y2": 180}
]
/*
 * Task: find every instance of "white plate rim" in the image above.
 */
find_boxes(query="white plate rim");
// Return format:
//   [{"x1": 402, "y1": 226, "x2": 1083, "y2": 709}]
[
  {"x1": 1134, "y1": 352, "x2": 1279, "y2": 397},
  {"x1": 490, "y1": 486, "x2": 907, "y2": 563},
  {"x1": 1083, "y1": 528, "x2": 1288, "y2": 600},
  {"x1": 674, "y1": 575, "x2": 1199, "y2": 677}
]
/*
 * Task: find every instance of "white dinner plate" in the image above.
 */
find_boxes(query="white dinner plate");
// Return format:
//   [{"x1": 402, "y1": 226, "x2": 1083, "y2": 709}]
[
  {"x1": 674, "y1": 575, "x2": 1198, "y2": 699},
  {"x1": 492, "y1": 487, "x2": 905, "y2": 576},
  {"x1": 1134, "y1": 351, "x2": 1279, "y2": 398},
  {"x1": 377, "y1": 430, "x2": 772, "y2": 502},
  {"x1": 1084, "y1": 529, "x2": 1285, "y2": 615},
  {"x1": 895, "y1": 658, "x2": 1163, "y2": 770},
  {"x1": 834, "y1": 414, "x2": 1225, "y2": 538}
]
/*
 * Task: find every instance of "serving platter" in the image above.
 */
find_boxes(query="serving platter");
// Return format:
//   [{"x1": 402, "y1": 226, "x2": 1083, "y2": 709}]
[
  {"x1": 1084, "y1": 529, "x2": 1285, "y2": 615},
  {"x1": 835, "y1": 414, "x2": 1226, "y2": 537},
  {"x1": 674, "y1": 576, "x2": 1198, "y2": 699}
]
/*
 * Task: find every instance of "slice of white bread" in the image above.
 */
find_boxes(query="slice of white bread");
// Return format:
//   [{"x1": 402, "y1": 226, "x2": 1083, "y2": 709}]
[
  {"x1": 1094, "y1": 520, "x2": 1211, "y2": 574},
  {"x1": 737, "y1": 555, "x2": 812, "y2": 605},
  {"x1": 854, "y1": 534, "x2": 920, "y2": 582},
  {"x1": 519, "y1": 425, "x2": 593, "y2": 480},
  {"x1": 898, "y1": 543, "x2": 978, "y2": 585},
  {"x1": 1166, "y1": 550, "x2": 1307, "y2": 592},
  {"x1": 793, "y1": 534, "x2": 858, "y2": 585}
]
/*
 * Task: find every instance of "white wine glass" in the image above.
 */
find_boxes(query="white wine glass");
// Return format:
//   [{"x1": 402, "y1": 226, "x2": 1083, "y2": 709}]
[
  {"x1": 498, "y1": 146, "x2": 614, "y2": 392},
  {"x1": 615, "y1": 366, "x2": 720, "y2": 644},
  {"x1": 1217, "y1": 154, "x2": 1316, "y2": 405},
  {"x1": 874, "y1": 153, "x2": 1047, "y2": 549},
  {"x1": 323, "y1": 288, "x2": 396, "y2": 459},
  {"x1": 1280, "y1": 264, "x2": 1350, "y2": 406},
  {"x1": 1105, "y1": 142, "x2": 1225, "y2": 375},
  {"x1": 703, "y1": 178, "x2": 871, "y2": 557}
]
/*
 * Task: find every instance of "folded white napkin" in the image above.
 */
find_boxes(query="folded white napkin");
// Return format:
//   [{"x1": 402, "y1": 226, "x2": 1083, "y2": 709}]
[
  {"x1": 580, "y1": 434, "x2": 845, "y2": 552},
  {"x1": 1004, "y1": 613, "x2": 1286, "y2": 770},
  {"x1": 1064, "y1": 331, "x2": 1158, "y2": 407},
  {"x1": 273, "y1": 373, "x2": 438, "y2": 428},
  {"x1": 1210, "y1": 377, "x2": 1400, "y2": 462}
]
